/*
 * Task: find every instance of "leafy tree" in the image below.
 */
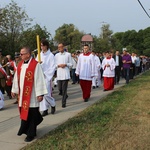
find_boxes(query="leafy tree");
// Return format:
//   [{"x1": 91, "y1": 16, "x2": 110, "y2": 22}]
[
  {"x1": 54, "y1": 23, "x2": 84, "y2": 52},
  {"x1": 0, "y1": 0, "x2": 32, "y2": 55},
  {"x1": 98, "y1": 24, "x2": 113, "y2": 51},
  {"x1": 19, "y1": 24, "x2": 51, "y2": 52}
]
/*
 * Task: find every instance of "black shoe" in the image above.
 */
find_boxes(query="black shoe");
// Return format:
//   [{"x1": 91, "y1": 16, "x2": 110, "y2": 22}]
[
  {"x1": 84, "y1": 98, "x2": 88, "y2": 102},
  {"x1": 13, "y1": 101, "x2": 18, "y2": 104},
  {"x1": 51, "y1": 106, "x2": 55, "y2": 114},
  {"x1": 59, "y1": 92, "x2": 62, "y2": 96},
  {"x1": 92, "y1": 86, "x2": 95, "y2": 89},
  {"x1": 103, "y1": 89, "x2": 108, "y2": 91},
  {"x1": 96, "y1": 86, "x2": 99, "y2": 88},
  {"x1": 72, "y1": 82, "x2": 75, "y2": 84},
  {"x1": 54, "y1": 85, "x2": 57, "y2": 87},
  {"x1": 62, "y1": 104, "x2": 66, "y2": 108},
  {"x1": 24, "y1": 136, "x2": 34, "y2": 142},
  {"x1": 42, "y1": 110, "x2": 48, "y2": 117}
]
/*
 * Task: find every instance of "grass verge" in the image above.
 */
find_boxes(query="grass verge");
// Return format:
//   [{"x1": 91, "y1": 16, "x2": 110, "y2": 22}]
[{"x1": 22, "y1": 71, "x2": 150, "y2": 150}]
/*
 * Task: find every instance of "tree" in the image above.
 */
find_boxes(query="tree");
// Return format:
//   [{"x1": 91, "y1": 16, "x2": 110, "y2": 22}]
[
  {"x1": 54, "y1": 23, "x2": 84, "y2": 51},
  {"x1": 0, "y1": 0, "x2": 32, "y2": 55},
  {"x1": 19, "y1": 24, "x2": 51, "y2": 52},
  {"x1": 98, "y1": 24, "x2": 113, "y2": 52}
]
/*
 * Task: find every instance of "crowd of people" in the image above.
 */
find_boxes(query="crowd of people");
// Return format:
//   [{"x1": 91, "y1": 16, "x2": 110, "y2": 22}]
[{"x1": 0, "y1": 41, "x2": 150, "y2": 142}]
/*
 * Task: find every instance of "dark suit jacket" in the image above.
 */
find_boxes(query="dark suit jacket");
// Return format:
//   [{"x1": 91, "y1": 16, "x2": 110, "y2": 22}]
[{"x1": 113, "y1": 55, "x2": 123, "y2": 68}]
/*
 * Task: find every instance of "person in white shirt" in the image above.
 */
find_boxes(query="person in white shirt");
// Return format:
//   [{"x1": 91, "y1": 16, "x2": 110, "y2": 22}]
[
  {"x1": 55, "y1": 43, "x2": 73, "y2": 108},
  {"x1": 71, "y1": 53, "x2": 78, "y2": 84},
  {"x1": 37, "y1": 39, "x2": 56, "y2": 116},
  {"x1": 131, "y1": 52, "x2": 137, "y2": 79},
  {"x1": 92, "y1": 51, "x2": 101, "y2": 88}
]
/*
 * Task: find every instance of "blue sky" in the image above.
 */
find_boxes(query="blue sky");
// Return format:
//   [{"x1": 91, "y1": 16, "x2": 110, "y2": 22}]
[{"x1": 0, "y1": 0, "x2": 150, "y2": 37}]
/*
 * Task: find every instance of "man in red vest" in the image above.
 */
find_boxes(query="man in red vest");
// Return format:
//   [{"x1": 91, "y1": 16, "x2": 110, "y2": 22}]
[{"x1": 11, "y1": 46, "x2": 47, "y2": 142}]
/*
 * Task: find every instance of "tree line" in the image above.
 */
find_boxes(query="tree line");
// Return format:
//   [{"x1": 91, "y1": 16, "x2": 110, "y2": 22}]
[{"x1": 0, "y1": 0, "x2": 150, "y2": 57}]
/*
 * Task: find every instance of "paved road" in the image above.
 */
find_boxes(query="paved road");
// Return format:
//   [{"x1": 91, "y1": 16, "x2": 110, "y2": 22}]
[{"x1": 0, "y1": 80, "x2": 125, "y2": 150}]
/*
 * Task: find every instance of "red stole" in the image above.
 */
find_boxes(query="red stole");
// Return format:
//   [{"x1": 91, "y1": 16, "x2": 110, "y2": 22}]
[{"x1": 17, "y1": 58, "x2": 38, "y2": 121}]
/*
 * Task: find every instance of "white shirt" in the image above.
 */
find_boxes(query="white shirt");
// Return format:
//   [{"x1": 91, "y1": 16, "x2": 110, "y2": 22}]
[
  {"x1": 115, "y1": 55, "x2": 119, "y2": 66},
  {"x1": 131, "y1": 56, "x2": 137, "y2": 64},
  {"x1": 71, "y1": 57, "x2": 77, "y2": 69},
  {"x1": 55, "y1": 51, "x2": 73, "y2": 80}
]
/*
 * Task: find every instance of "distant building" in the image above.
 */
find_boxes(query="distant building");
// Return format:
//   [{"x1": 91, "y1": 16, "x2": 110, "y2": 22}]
[{"x1": 81, "y1": 34, "x2": 93, "y2": 51}]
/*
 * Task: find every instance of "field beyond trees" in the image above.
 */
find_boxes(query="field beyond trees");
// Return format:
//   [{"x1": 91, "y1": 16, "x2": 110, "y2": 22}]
[{"x1": 22, "y1": 71, "x2": 150, "y2": 150}]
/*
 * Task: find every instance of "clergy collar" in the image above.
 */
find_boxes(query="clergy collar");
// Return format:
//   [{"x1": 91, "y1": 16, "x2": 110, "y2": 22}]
[
  {"x1": 24, "y1": 59, "x2": 30, "y2": 64},
  {"x1": 24, "y1": 57, "x2": 32, "y2": 64}
]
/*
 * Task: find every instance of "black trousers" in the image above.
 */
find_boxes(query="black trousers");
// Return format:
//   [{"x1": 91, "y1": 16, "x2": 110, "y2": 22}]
[
  {"x1": 57, "y1": 80, "x2": 68, "y2": 106},
  {"x1": 18, "y1": 107, "x2": 43, "y2": 137},
  {"x1": 115, "y1": 66, "x2": 121, "y2": 84}
]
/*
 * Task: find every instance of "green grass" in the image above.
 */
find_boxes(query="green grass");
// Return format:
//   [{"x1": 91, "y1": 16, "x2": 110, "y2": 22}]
[{"x1": 22, "y1": 71, "x2": 150, "y2": 150}]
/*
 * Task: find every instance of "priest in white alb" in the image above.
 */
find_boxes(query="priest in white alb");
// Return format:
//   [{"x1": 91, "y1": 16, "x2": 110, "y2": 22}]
[{"x1": 11, "y1": 46, "x2": 47, "y2": 142}]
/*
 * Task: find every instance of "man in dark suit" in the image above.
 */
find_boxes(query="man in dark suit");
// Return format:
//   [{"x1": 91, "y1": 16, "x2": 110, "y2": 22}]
[{"x1": 113, "y1": 50, "x2": 123, "y2": 84}]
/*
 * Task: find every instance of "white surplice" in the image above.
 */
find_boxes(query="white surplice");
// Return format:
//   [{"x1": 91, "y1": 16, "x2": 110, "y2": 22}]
[
  {"x1": 75, "y1": 53, "x2": 97, "y2": 81},
  {"x1": 102, "y1": 57, "x2": 116, "y2": 77},
  {"x1": 11, "y1": 58, "x2": 48, "y2": 108},
  {"x1": 0, "y1": 90, "x2": 4, "y2": 109},
  {"x1": 37, "y1": 49, "x2": 56, "y2": 111}
]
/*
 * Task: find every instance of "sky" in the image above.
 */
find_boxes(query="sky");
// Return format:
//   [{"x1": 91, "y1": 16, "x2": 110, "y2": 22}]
[{"x1": 0, "y1": 0, "x2": 150, "y2": 37}]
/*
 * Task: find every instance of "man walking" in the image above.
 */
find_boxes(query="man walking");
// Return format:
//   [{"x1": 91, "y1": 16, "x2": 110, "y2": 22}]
[
  {"x1": 75, "y1": 44, "x2": 96, "y2": 102},
  {"x1": 38, "y1": 39, "x2": 56, "y2": 116},
  {"x1": 11, "y1": 46, "x2": 47, "y2": 142},
  {"x1": 55, "y1": 43, "x2": 72, "y2": 108},
  {"x1": 122, "y1": 48, "x2": 132, "y2": 84},
  {"x1": 113, "y1": 50, "x2": 122, "y2": 84}
]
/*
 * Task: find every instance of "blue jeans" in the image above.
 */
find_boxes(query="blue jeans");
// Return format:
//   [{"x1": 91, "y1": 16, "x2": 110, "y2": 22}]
[
  {"x1": 123, "y1": 68, "x2": 130, "y2": 84},
  {"x1": 71, "y1": 69, "x2": 77, "y2": 83}
]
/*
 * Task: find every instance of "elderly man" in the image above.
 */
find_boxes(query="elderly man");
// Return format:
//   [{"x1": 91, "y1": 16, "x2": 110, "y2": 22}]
[{"x1": 11, "y1": 46, "x2": 47, "y2": 142}]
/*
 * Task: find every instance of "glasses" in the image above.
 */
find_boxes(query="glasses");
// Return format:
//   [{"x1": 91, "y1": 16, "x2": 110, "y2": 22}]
[{"x1": 20, "y1": 53, "x2": 28, "y2": 56}]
